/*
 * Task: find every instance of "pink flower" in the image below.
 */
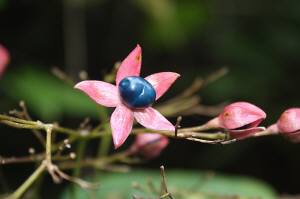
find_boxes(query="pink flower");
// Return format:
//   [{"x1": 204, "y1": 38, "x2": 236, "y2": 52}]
[
  {"x1": 130, "y1": 133, "x2": 169, "y2": 159},
  {"x1": 206, "y1": 102, "x2": 266, "y2": 139},
  {"x1": 267, "y1": 108, "x2": 300, "y2": 142},
  {"x1": 0, "y1": 44, "x2": 10, "y2": 77},
  {"x1": 75, "y1": 45, "x2": 180, "y2": 148}
]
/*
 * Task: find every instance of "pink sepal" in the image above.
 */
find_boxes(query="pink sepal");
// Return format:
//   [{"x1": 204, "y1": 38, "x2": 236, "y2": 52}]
[
  {"x1": 116, "y1": 45, "x2": 142, "y2": 85},
  {"x1": 74, "y1": 80, "x2": 120, "y2": 107},
  {"x1": 134, "y1": 107, "x2": 174, "y2": 131},
  {"x1": 110, "y1": 105, "x2": 134, "y2": 149},
  {"x1": 228, "y1": 126, "x2": 266, "y2": 140},
  {"x1": 145, "y1": 72, "x2": 180, "y2": 100}
]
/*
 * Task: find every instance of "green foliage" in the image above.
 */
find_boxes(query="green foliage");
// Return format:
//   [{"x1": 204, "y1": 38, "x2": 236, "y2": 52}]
[
  {"x1": 0, "y1": 0, "x2": 7, "y2": 10},
  {"x1": 62, "y1": 170, "x2": 277, "y2": 199},
  {"x1": 136, "y1": 0, "x2": 208, "y2": 49},
  {"x1": 0, "y1": 66, "x2": 104, "y2": 120}
]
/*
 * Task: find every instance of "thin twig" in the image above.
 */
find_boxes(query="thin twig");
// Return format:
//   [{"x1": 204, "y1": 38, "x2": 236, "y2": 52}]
[
  {"x1": 51, "y1": 67, "x2": 74, "y2": 85},
  {"x1": 9, "y1": 101, "x2": 46, "y2": 146},
  {"x1": 174, "y1": 116, "x2": 182, "y2": 137},
  {"x1": 0, "y1": 113, "x2": 229, "y2": 144},
  {"x1": 20, "y1": 102, "x2": 45, "y2": 146},
  {"x1": 202, "y1": 67, "x2": 228, "y2": 86},
  {"x1": 7, "y1": 162, "x2": 47, "y2": 199},
  {"x1": 45, "y1": 126, "x2": 53, "y2": 163},
  {"x1": 181, "y1": 103, "x2": 225, "y2": 117},
  {"x1": 0, "y1": 154, "x2": 43, "y2": 165},
  {"x1": 159, "y1": 166, "x2": 173, "y2": 199}
]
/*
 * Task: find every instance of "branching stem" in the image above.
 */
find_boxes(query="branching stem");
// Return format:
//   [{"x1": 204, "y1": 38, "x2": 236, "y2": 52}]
[{"x1": 7, "y1": 163, "x2": 47, "y2": 199}]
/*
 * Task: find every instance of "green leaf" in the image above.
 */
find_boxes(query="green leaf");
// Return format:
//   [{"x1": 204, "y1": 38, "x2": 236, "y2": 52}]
[
  {"x1": 0, "y1": 66, "x2": 106, "y2": 120},
  {"x1": 61, "y1": 170, "x2": 277, "y2": 199}
]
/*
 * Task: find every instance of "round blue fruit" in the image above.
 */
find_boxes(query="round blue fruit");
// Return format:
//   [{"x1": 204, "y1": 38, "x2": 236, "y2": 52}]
[{"x1": 118, "y1": 76, "x2": 156, "y2": 109}]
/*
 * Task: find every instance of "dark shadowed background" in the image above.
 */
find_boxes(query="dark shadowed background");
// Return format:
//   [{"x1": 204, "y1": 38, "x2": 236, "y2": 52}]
[{"x1": 1, "y1": 0, "x2": 300, "y2": 197}]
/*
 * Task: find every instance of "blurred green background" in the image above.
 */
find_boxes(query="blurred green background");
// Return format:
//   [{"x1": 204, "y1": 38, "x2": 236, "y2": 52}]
[{"x1": 1, "y1": 0, "x2": 300, "y2": 197}]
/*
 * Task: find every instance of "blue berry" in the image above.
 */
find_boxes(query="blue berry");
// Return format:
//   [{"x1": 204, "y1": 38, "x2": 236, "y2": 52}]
[{"x1": 118, "y1": 76, "x2": 156, "y2": 109}]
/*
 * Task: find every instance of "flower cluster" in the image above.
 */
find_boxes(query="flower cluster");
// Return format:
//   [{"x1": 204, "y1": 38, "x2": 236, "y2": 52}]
[{"x1": 75, "y1": 45, "x2": 300, "y2": 158}]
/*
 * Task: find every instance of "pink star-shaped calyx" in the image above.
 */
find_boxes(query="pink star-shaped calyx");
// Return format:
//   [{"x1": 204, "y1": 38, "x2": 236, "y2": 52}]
[{"x1": 75, "y1": 45, "x2": 180, "y2": 148}]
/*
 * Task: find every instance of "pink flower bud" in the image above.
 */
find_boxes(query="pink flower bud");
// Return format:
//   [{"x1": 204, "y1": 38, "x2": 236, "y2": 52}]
[
  {"x1": 277, "y1": 108, "x2": 300, "y2": 134},
  {"x1": 270, "y1": 108, "x2": 300, "y2": 143},
  {"x1": 207, "y1": 102, "x2": 266, "y2": 139},
  {"x1": 130, "y1": 133, "x2": 169, "y2": 159},
  {"x1": 0, "y1": 44, "x2": 9, "y2": 77}
]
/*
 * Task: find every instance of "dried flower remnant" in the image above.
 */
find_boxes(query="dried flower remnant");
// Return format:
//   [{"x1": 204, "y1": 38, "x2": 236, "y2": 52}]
[
  {"x1": 130, "y1": 133, "x2": 169, "y2": 159},
  {"x1": 75, "y1": 45, "x2": 180, "y2": 148}
]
